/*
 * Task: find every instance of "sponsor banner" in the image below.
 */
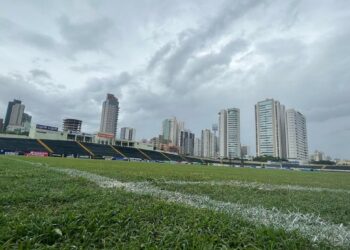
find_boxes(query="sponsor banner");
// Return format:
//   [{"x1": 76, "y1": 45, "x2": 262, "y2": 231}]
[
  {"x1": 25, "y1": 151, "x2": 49, "y2": 157},
  {"x1": 36, "y1": 124, "x2": 59, "y2": 131},
  {"x1": 97, "y1": 132, "x2": 115, "y2": 139},
  {"x1": 5, "y1": 152, "x2": 18, "y2": 156}
]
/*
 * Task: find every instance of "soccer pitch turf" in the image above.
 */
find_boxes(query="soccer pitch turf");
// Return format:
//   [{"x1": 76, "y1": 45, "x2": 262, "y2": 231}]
[{"x1": 1, "y1": 156, "x2": 349, "y2": 249}]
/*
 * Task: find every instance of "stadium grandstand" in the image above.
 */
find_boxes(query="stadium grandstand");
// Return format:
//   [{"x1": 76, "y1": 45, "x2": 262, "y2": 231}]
[
  {"x1": 0, "y1": 138, "x2": 47, "y2": 154},
  {"x1": 41, "y1": 140, "x2": 90, "y2": 157},
  {"x1": 0, "y1": 137, "x2": 349, "y2": 172}
]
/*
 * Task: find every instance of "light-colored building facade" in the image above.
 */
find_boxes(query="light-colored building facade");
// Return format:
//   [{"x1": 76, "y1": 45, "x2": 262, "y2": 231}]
[
  {"x1": 201, "y1": 129, "x2": 214, "y2": 158},
  {"x1": 120, "y1": 127, "x2": 136, "y2": 141},
  {"x1": 227, "y1": 108, "x2": 241, "y2": 158},
  {"x1": 4, "y1": 99, "x2": 22, "y2": 131},
  {"x1": 99, "y1": 94, "x2": 119, "y2": 138},
  {"x1": 218, "y1": 110, "x2": 227, "y2": 158},
  {"x1": 162, "y1": 117, "x2": 184, "y2": 146},
  {"x1": 63, "y1": 119, "x2": 82, "y2": 133},
  {"x1": 8, "y1": 103, "x2": 25, "y2": 127},
  {"x1": 255, "y1": 99, "x2": 287, "y2": 159},
  {"x1": 218, "y1": 108, "x2": 241, "y2": 159},
  {"x1": 286, "y1": 109, "x2": 308, "y2": 161},
  {"x1": 310, "y1": 150, "x2": 326, "y2": 162},
  {"x1": 193, "y1": 138, "x2": 201, "y2": 157},
  {"x1": 29, "y1": 124, "x2": 67, "y2": 141}
]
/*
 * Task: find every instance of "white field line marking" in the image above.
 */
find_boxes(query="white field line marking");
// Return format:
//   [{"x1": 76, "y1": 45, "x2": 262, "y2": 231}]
[
  {"x1": 5, "y1": 157, "x2": 350, "y2": 247},
  {"x1": 152, "y1": 180, "x2": 350, "y2": 194}
]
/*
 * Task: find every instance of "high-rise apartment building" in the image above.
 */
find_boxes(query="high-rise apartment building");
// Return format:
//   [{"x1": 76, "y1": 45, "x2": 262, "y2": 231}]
[
  {"x1": 227, "y1": 108, "x2": 241, "y2": 158},
  {"x1": 193, "y1": 138, "x2": 201, "y2": 157},
  {"x1": 4, "y1": 99, "x2": 22, "y2": 130},
  {"x1": 162, "y1": 117, "x2": 184, "y2": 146},
  {"x1": 179, "y1": 130, "x2": 194, "y2": 156},
  {"x1": 120, "y1": 127, "x2": 136, "y2": 141},
  {"x1": 218, "y1": 110, "x2": 227, "y2": 158},
  {"x1": 201, "y1": 129, "x2": 214, "y2": 158},
  {"x1": 8, "y1": 102, "x2": 25, "y2": 128},
  {"x1": 212, "y1": 124, "x2": 219, "y2": 157},
  {"x1": 255, "y1": 99, "x2": 287, "y2": 158},
  {"x1": 218, "y1": 108, "x2": 241, "y2": 159},
  {"x1": 286, "y1": 109, "x2": 308, "y2": 161},
  {"x1": 99, "y1": 94, "x2": 119, "y2": 138}
]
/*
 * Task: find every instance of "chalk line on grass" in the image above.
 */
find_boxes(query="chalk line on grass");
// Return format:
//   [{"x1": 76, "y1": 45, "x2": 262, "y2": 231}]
[
  {"x1": 6, "y1": 157, "x2": 350, "y2": 248},
  {"x1": 152, "y1": 180, "x2": 350, "y2": 194}
]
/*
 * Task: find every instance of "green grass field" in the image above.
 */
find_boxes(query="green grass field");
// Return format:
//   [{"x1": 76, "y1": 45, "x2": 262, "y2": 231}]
[{"x1": 1, "y1": 156, "x2": 350, "y2": 249}]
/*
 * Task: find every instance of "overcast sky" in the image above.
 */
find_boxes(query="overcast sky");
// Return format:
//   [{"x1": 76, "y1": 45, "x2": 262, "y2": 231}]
[{"x1": 0, "y1": 0, "x2": 349, "y2": 158}]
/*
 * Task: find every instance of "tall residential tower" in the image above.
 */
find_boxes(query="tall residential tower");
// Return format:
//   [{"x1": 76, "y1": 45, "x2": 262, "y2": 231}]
[
  {"x1": 218, "y1": 108, "x2": 241, "y2": 159},
  {"x1": 162, "y1": 117, "x2": 184, "y2": 146},
  {"x1": 99, "y1": 94, "x2": 119, "y2": 138},
  {"x1": 286, "y1": 109, "x2": 309, "y2": 161},
  {"x1": 255, "y1": 99, "x2": 287, "y2": 159}
]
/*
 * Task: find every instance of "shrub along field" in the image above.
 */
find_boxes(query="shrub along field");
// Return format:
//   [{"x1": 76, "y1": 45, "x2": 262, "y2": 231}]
[{"x1": 1, "y1": 156, "x2": 349, "y2": 249}]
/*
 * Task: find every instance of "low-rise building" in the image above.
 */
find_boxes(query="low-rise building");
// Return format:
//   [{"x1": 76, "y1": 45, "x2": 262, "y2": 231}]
[{"x1": 29, "y1": 124, "x2": 67, "y2": 140}]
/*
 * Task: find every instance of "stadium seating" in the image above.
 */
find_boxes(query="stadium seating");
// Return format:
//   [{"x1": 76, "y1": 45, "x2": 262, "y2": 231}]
[
  {"x1": 183, "y1": 156, "x2": 203, "y2": 163},
  {"x1": 140, "y1": 149, "x2": 169, "y2": 161},
  {"x1": 203, "y1": 159, "x2": 220, "y2": 164},
  {"x1": 114, "y1": 146, "x2": 148, "y2": 160},
  {"x1": 324, "y1": 165, "x2": 350, "y2": 171},
  {"x1": 0, "y1": 138, "x2": 46, "y2": 153},
  {"x1": 162, "y1": 153, "x2": 184, "y2": 162},
  {"x1": 42, "y1": 140, "x2": 89, "y2": 157},
  {"x1": 82, "y1": 143, "x2": 123, "y2": 158}
]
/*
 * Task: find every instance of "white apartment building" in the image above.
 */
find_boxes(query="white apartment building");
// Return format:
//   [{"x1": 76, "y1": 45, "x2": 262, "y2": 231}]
[
  {"x1": 218, "y1": 108, "x2": 241, "y2": 159},
  {"x1": 218, "y1": 110, "x2": 227, "y2": 158},
  {"x1": 201, "y1": 129, "x2": 214, "y2": 158},
  {"x1": 162, "y1": 117, "x2": 184, "y2": 146},
  {"x1": 193, "y1": 138, "x2": 201, "y2": 157},
  {"x1": 9, "y1": 103, "x2": 25, "y2": 127},
  {"x1": 255, "y1": 99, "x2": 287, "y2": 158},
  {"x1": 286, "y1": 109, "x2": 309, "y2": 161},
  {"x1": 120, "y1": 127, "x2": 136, "y2": 141}
]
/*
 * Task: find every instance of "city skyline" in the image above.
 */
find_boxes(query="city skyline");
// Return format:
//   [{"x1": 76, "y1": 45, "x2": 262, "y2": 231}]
[
  {"x1": 0, "y1": 96, "x2": 341, "y2": 160},
  {"x1": 0, "y1": 1, "x2": 349, "y2": 158}
]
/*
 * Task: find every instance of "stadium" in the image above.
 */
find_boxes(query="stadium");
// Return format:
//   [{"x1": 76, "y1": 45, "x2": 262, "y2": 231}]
[
  {"x1": 0, "y1": 137, "x2": 349, "y2": 171},
  {"x1": 1, "y1": 137, "x2": 350, "y2": 249},
  {"x1": 1, "y1": 1, "x2": 350, "y2": 249}
]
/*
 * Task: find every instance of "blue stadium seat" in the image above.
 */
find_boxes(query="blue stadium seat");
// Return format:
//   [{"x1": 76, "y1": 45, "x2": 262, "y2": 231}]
[
  {"x1": 42, "y1": 140, "x2": 89, "y2": 157},
  {"x1": 114, "y1": 146, "x2": 148, "y2": 160},
  {"x1": 140, "y1": 149, "x2": 169, "y2": 161},
  {"x1": 82, "y1": 143, "x2": 123, "y2": 158},
  {"x1": 0, "y1": 138, "x2": 46, "y2": 153}
]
